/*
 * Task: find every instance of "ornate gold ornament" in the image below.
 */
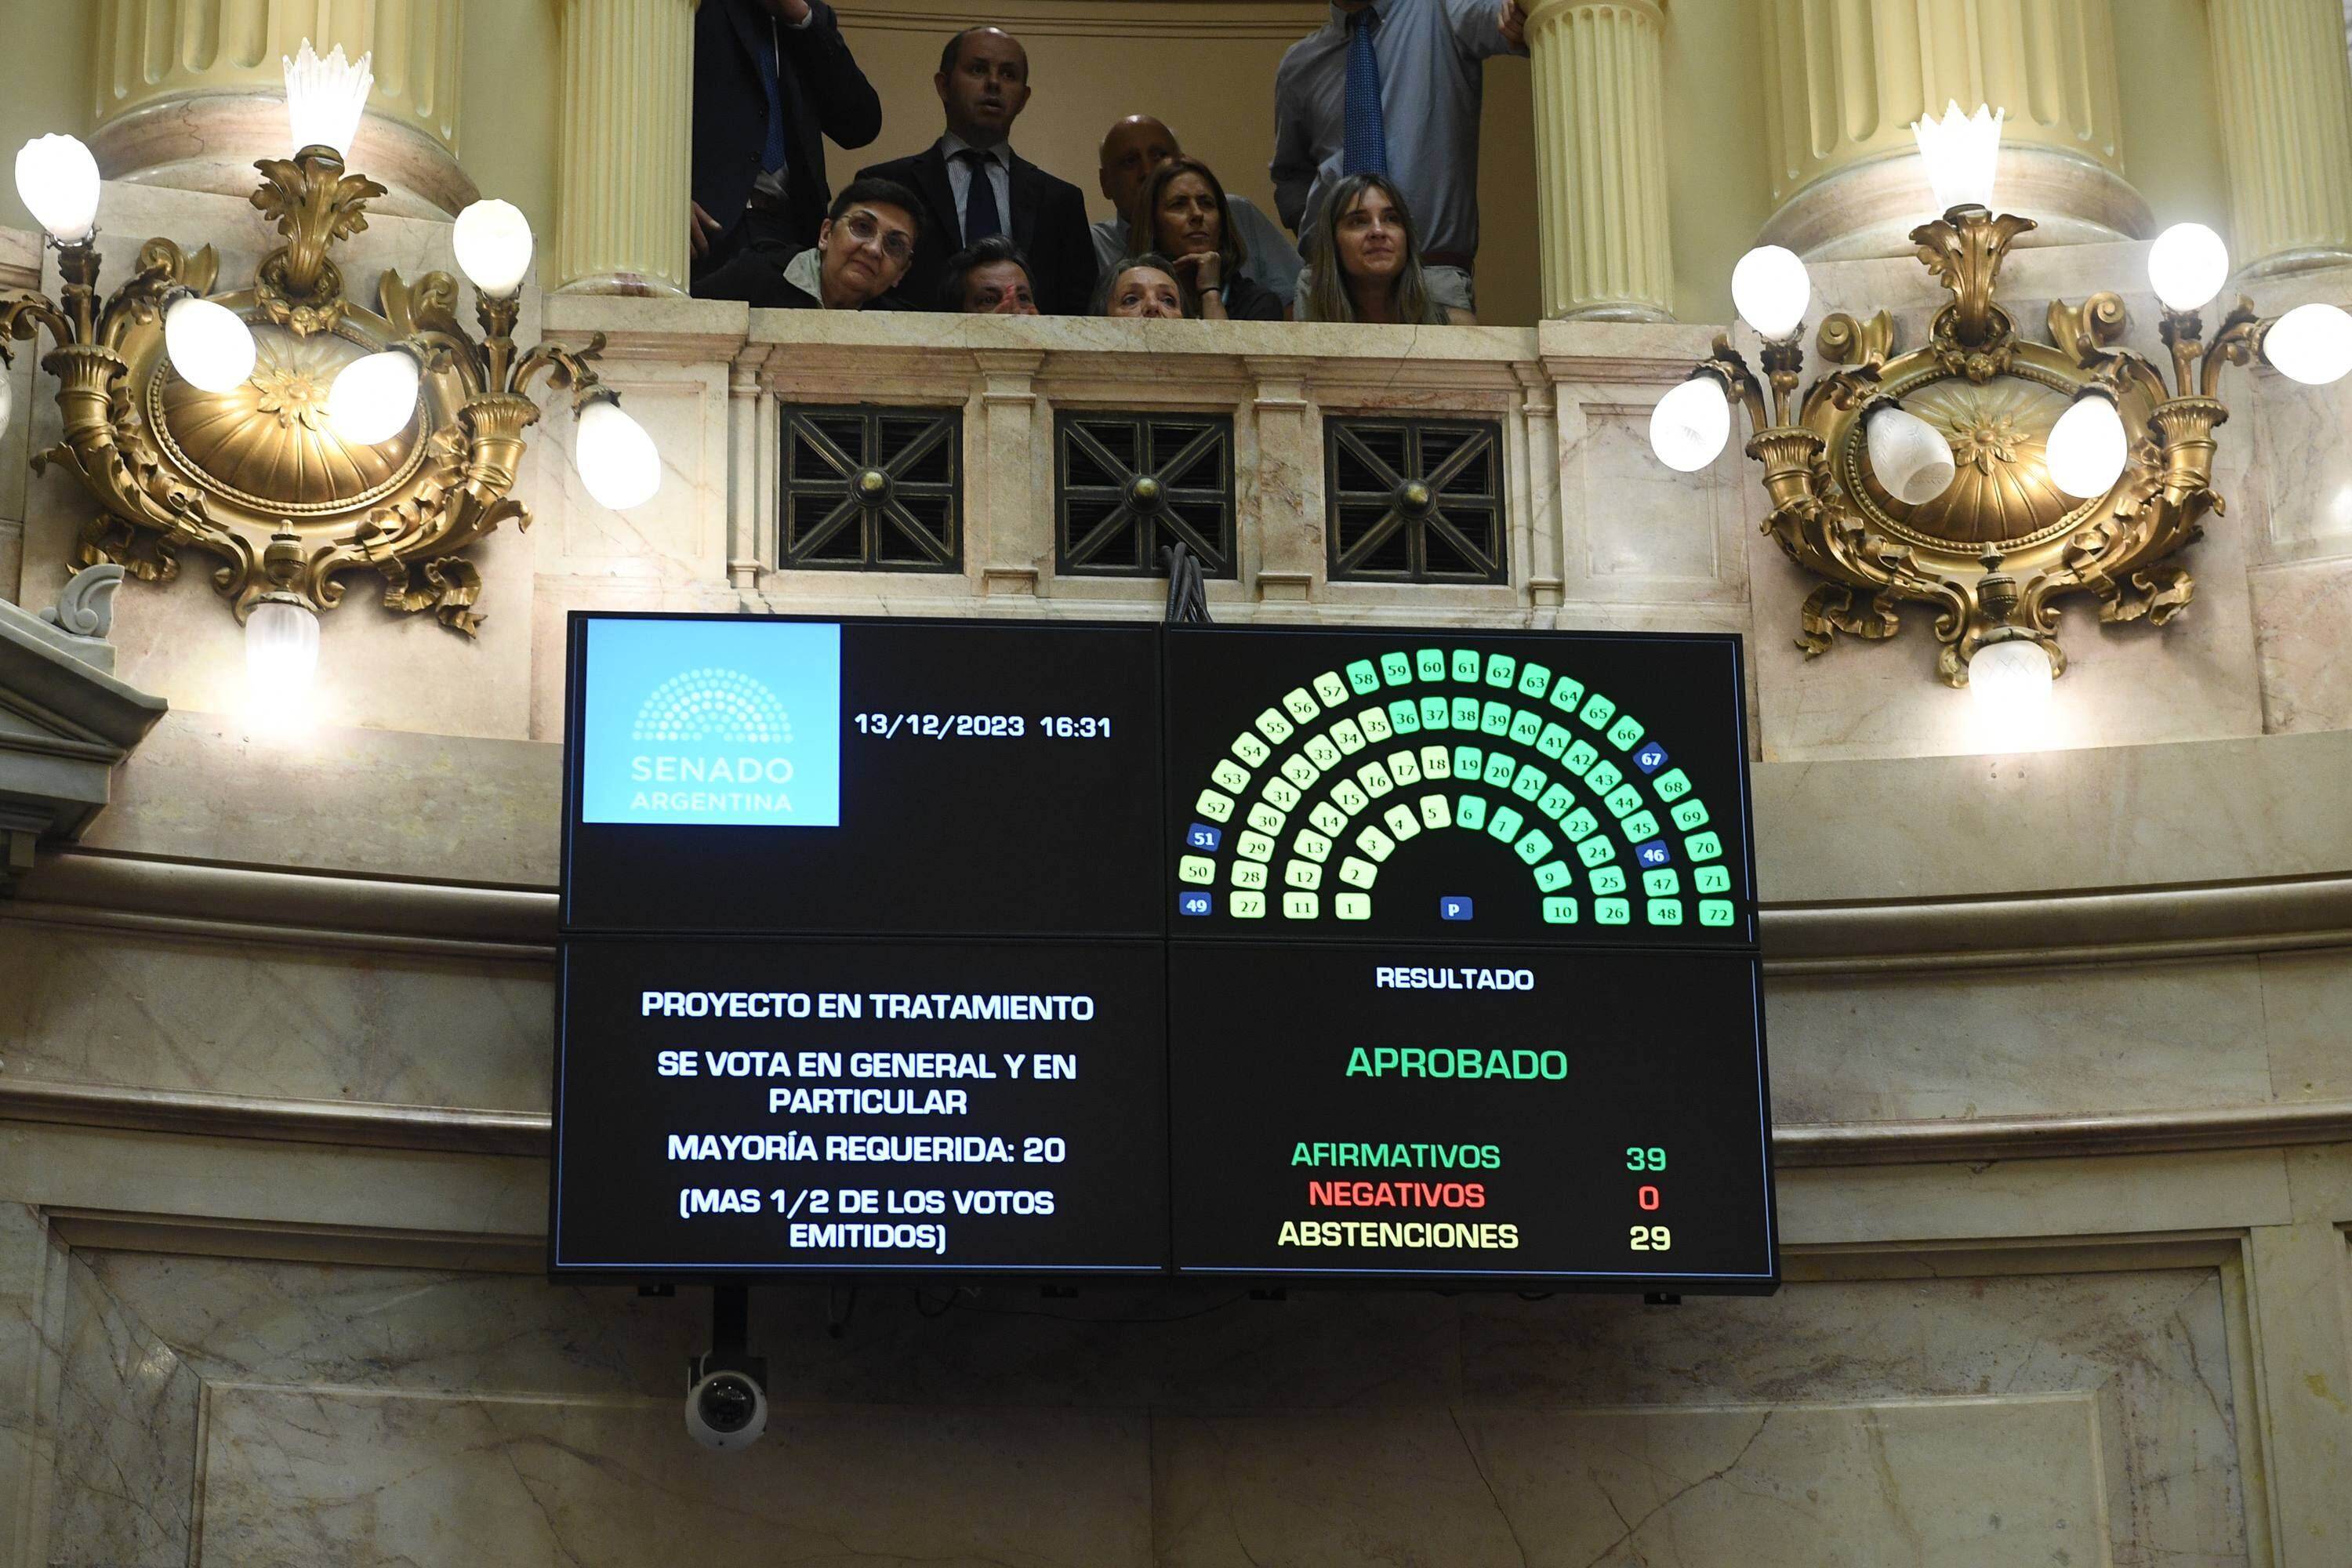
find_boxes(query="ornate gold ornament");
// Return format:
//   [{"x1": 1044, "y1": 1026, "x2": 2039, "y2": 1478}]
[
  {"x1": 1662, "y1": 103, "x2": 2352, "y2": 691},
  {"x1": 0, "y1": 143, "x2": 615, "y2": 637}
]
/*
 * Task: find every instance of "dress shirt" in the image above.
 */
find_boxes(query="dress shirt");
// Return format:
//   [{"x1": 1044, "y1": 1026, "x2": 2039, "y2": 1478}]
[
  {"x1": 1088, "y1": 194, "x2": 1306, "y2": 304},
  {"x1": 938, "y1": 133, "x2": 1015, "y2": 246},
  {"x1": 1271, "y1": 0, "x2": 1523, "y2": 260}
]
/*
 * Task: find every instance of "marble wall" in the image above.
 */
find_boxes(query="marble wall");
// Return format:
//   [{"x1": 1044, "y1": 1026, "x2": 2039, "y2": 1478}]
[
  {"x1": 5, "y1": 1210, "x2": 2286, "y2": 1567},
  {"x1": 5, "y1": 181, "x2": 2352, "y2": 1564}
]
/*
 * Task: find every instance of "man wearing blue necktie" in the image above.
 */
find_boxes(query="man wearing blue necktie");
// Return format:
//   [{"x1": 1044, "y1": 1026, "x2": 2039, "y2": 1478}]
[
  {"x1": 690, "y1": 0, "x2": 881, "y2": 293},
  {"x1": 1271, "y1": 0, "x2": 1527, "y2": 318}
]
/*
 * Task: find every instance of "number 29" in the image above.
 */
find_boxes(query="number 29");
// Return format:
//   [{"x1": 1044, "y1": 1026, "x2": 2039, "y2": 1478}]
[{"x1": 1629, "y1": 1225, "x2": 1671, "y2": 1251}]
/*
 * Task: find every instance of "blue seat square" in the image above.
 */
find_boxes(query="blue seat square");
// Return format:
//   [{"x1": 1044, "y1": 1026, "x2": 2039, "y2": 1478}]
[
  {"x1": 1439, "y1": 896, "x2": 1475, "y2": 921},
  {"x1": 1178, "y1": 891, "x2": 1214, "y2": 917},
  {"x1": 1185, "y1": 822, "x2": 1223, "y2": 851}
]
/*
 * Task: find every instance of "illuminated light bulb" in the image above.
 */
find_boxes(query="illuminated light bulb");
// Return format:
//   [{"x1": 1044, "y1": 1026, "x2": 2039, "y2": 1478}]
[
  {"x1": 1911, "y1": 101, "x2": 2004, "y2": 213},
  {"x1": 1731, "y1": 245, "x2": 1811, "y2": 342},
  {"x1": 576, "y1": 398, "x2": 662, "y2": 511},
  {"x1": 453, "y1": 198, "x2": 534, "y2": 298},
  {"x1": 1967, "y1": 638, "x2": 2054, "y2": 750},
  {"x1": 283, "y1": 41, "x2": 373, "y2": 160},
  {"x1": 2045, "y1": 393, "x2": 2129, "y2": 498},
  {"x1": 1864, "y1": 403, "x2": 1957, "y2": 506},
  {"x1": 14, "y1": 133, "x2": 101, "y2": 242},
  {"x1": 163, "y1": 296, "x2": 257, "y2": 394},
  {"x1": 1648, "y1": 376, "x2": 1731, "y2": 473},
  {"x1": 2263, "y1": 302, "x2": 2352, "y2": 386},
  {"x1": 327, "y1": 350, "x2": 419, "y2": 445},
  {"x1": 245, "y1": 596, "x2": 319, "y2": 701},
  {"x1": 2147, "y1": 223, "x2": 2230, "y2": 313}
]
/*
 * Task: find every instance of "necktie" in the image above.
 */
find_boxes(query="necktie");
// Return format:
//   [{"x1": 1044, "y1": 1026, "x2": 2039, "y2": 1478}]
[
  {"x1": 1343, "y1": 9, "x2": 1388, "y2": 176},
  {"x1": 958, "y1": 147, "x2": 1004, "y2": 243},
  {"x1": 760, "y1": 27, "x2": 789, "y2": 180}
]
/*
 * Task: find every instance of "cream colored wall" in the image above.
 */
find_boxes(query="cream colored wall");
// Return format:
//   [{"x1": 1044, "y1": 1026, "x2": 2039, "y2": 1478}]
[
  {"x1": 0, "y1": 4, "x2": 96, "y2": 234},
  {"x1": 1662, "y1": 0, "x2": 1770, "y2": 325},
  {"x1": 2114, "y1": 0, "x2": 2234, "y2": 235},
  {"x1": 459, "y1": 0, "x2": 564, "y2": 246}
]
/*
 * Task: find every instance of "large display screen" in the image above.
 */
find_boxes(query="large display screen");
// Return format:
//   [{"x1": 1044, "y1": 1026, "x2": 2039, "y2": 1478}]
[{"x1": 554, "y1": 612, "x2": 1774, "y2": 1290}]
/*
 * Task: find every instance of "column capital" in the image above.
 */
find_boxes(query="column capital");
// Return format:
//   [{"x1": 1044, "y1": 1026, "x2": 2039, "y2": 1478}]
[
  {"x1": 89, "y1": 0, "x2": 473, "y2": 218},
  {"x1": 1755, "y1": 0, "x2": 2147, "y2": 262}
]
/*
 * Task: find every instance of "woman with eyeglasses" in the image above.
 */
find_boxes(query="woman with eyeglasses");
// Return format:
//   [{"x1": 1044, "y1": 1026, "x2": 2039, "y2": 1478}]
[
  {"x1": 1131, "y1": 155, "x2": 1283, "y2": 322},
  {"x1": 1292, "y1": 172, "x2": 1474, "y2": 326},
  {"x1": 695, "y1": 178, "x2": 924, "y2": 310}
]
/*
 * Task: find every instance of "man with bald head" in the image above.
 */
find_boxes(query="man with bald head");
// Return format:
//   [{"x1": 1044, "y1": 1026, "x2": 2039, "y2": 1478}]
[
  {"x1": 1093, "y1": 115, "x2": 1305, "y2": 308},
  {"x1": 856, "y1": 27, "x2": 1097, "y2": 313}
]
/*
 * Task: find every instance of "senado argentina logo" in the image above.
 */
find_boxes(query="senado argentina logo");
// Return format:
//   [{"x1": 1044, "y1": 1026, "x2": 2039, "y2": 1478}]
[{"x1": 629, "y1": 666, "x2": 800, "y2": 812}]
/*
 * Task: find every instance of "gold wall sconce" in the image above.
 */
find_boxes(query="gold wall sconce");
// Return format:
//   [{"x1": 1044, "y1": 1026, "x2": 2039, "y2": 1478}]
[
  {"x1": 0, "y1": 43, "x2": 662, "y2": 686},
  {"x1": 1650, "y1": 103, "x2": 2352, "y2": 714}
]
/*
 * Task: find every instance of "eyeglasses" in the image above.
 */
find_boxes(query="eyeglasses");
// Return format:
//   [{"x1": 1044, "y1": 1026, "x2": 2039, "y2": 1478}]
[{"x1": 840, "y1": 211, "x2": 915, "y2": 263}]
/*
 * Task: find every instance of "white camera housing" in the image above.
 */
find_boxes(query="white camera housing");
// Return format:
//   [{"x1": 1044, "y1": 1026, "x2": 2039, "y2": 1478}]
[{"x1": 684, "y1": 1366, "x2": 768, "y2": 1451}]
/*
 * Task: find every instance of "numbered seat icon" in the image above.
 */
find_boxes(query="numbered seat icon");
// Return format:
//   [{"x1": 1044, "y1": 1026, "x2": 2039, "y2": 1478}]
[{"x1": 1178, "y1": 891, "x2": 1214, "y2": 917}]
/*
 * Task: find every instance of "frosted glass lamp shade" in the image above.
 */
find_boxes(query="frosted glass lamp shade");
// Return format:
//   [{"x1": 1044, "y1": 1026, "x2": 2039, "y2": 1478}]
[
  {"x1": 163, "y1": 296, "x2": 257, "y2": 393},
  {"x1": 1864, "y1": 404, "x2": 1957, "y2": 506},
  {"x1": 1968, "y1": 638, "x2": 2053, "y2": 746},
  {"x1": 245, "y1": 597, "x2": 319, "y2": 700},
  {"x1": 283, "y1": 42, "x2": 374, "y2": 159},
  {"x1": 2263, "y1": 303, "x2": 2352, "y2": 386},
  {"x1": 1911, "y1": 101, "x2": 2003, "y2": 213},
  {"x1": 2045, "y1": 394, "x2": 2129, "y2": 498},
  {"x1": 327, "y1": 351, "x2": 420, "y2": 445},
  {"x1": 2147, "y1": 223, "x2": 2230, "y2": 313},
  {"x1": 1731, "y1": 245, "x2": 1811, "y2": 342},
  {"x1": 576, "y1": 398, "x2": 662, "y2": 511},
  {"x1": 1648, "y1": 377, "x2": 1731, "y2": 473},
  {"x1": 454, "y1": 199, "x2": 534, "y2": 297},
  {"x1": 14, "y1": 134, "x2": 101, "y2": 242}
]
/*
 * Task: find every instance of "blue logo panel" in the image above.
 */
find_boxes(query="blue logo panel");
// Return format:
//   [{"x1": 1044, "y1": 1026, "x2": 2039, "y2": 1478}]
[{"x1": 581, "y1": 619, "x2": 842, "y2": 826}]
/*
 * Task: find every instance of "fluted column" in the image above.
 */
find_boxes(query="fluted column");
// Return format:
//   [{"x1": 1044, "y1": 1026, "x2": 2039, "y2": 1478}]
[
  {"x1": 2207, "y1": 0, "x2": 2352, "y2": 276},
  {"x1": 1756, "y1": 0, "x2": 2148, "y2": 260},
  {"x1": 90, "y1": 0, "x2": 474, "y2": 218},
  {"x1": 1525, "y1": 0, "x2": 1674, "y2": 321},
  {"x1": 554, "y1": 0, "x2": 695, "y2": 296}
]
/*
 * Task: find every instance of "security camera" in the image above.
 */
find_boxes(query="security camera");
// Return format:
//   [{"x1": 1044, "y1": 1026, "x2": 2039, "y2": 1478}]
[{"x1": 684, "y1": 1361, "x2": 768, "y2": 1451}]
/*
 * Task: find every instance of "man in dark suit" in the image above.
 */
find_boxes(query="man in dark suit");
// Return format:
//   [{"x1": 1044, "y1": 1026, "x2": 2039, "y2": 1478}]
[
  {"x1": 691, "y1": 0, "x2": 883, "y2": 292},
  {"x1": 854, "y1": 27, "x2": 1097, "y2": 314}
]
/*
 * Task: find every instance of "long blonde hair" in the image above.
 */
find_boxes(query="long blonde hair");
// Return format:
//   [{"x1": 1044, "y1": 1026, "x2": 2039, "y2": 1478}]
[{"x1": 1301, "y1": 172, "x2": 1440, "y2": 325}]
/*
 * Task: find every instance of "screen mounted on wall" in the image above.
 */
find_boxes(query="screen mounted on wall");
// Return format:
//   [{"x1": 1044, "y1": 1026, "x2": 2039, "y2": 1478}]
[{"x1": 554, "y1": 613, "x2": 1775, "y2": 1291}]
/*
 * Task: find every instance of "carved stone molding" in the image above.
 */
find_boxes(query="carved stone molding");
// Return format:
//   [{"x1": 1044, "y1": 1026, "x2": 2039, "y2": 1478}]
[{"x1": 0, "y1": 590, "x2": 166, "y2": 890}]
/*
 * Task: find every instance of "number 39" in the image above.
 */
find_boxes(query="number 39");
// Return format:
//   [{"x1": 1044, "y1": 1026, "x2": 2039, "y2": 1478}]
[
  {"x1": 1625, "y1": 1146, "x2": 1666, "y2": 1171},
  {"x1": 1629, "y1": 1225, "x2": 1671, "y2": 1251}
]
